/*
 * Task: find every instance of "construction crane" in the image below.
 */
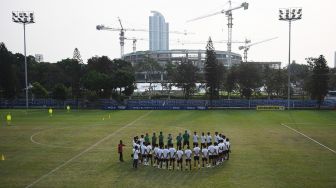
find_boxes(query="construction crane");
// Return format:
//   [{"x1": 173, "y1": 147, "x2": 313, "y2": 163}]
[
  {"x1": 238, "y1": 37, "x2": 278, "y2": 62},
  {"x1": 187, "y1": 1, "x2": 249, "y2": 67},
  {"x1": 176, "y1": 39, "x2": 249, "y2": 46},
  {"x1": 124, "y1": 37, "x2": 148, "y2": 52},
  {"x1": 97, "y1": 17, "x2": 193, "y2": 58},
  {"x1": 96, "y1": 17, "x2": 148, "y2": 58}
]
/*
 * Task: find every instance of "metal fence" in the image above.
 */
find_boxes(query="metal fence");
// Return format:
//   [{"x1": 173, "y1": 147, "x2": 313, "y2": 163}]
[{"x1": 1, "y1": 98, "x2": 336, "y2": 109}]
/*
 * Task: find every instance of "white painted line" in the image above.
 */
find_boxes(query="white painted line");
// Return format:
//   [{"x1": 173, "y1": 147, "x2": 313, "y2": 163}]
[
  {"x1": 283, "y1": 122, "x2": 336, "y2": 126},
  {"x1": 26, "y1": 111, "x2": 152, "y2": 188},
  {"x1": 281, "y1": 123, "x2": 336, "y2": 154},
  {"x1": 30, "y1": 122, "x2": 119, "y2": 149}
]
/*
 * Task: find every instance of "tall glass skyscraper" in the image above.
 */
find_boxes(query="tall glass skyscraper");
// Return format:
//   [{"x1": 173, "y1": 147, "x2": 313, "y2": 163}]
[{"x1": 149, "y1": 11, "x2": 169, "y2": 51}]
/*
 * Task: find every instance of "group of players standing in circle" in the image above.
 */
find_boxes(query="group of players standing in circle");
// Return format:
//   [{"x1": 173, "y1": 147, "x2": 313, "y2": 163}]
[{"x1": 132, "y1": 130, "x2": 231, "y2": 170}]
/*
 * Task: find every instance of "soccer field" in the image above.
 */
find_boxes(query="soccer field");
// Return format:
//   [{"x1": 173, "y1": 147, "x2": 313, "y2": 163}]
[{"x1": 0, "y1": 109, "x2": 335, "y2": 188}]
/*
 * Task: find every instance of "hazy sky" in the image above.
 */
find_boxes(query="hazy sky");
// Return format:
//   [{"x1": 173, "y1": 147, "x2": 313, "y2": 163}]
[{"x1": 1, "y1": 0, "x2": 335, "y2": 67}]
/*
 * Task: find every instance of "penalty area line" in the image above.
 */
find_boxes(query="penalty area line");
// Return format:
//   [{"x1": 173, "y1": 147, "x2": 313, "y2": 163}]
[
  {"x1": 26, "y1": 111, "x2": 152, "y2": 188},
  {"x1": 281, "y1": 123, "x2": 336, "y2": 155}
]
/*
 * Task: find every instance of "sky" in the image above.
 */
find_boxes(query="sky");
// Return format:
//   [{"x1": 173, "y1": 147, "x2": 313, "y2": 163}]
[{"x1": 1, "y1": 0, "x2": 336, "y2": 67}]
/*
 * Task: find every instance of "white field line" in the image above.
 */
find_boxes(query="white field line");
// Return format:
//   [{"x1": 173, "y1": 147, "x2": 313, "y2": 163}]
[
  {"x1": 30, "y1": 122, "x2": 123, "y2": 149},
  {"x1": 281, "y1": 123, "x2": 336, "y2": 154},
  {"x1": 26, "y1": 111, "x2": 152, "y2": 188},
  {"x1": 283, "y1": 122, "x2": 336, "y2": 126}
]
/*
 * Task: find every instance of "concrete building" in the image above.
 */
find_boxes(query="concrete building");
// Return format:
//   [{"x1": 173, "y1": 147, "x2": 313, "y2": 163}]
[
  {"x1": 124, "y1": 49, "x2": 242, "y2": 82},
  {"x1": 149, "y1": 11, "x2": 169, "y2": 51}
]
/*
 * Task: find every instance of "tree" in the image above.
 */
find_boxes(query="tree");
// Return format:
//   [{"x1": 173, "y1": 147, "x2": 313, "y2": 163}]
[
  {"x1": 288, "y1": 62, "x2": 310, "y2": 98},
  {"x1": 204, "y1": 37, "x2": 225, "y2": 101},
  {"x1": 73, "y1": 48, "x2": 83, "y2": 64},
  {"x1": 87, "y1": 56, "x2": 114, "y2": 74},
  {"x1": 57, "y1": 58, "x2": 82, "y2": 100},
  {"x1": 273, "y1": 69, "x2": 287, "y2": 98},
  {"x1": 135, "y1": 56, "x2": 163, "y2": 95},
  {"x1": 113, "y1": 59, "x2": 136, "y2": 96},
  {"x1": 173, "y1": 60, "x2": 198, "y2": 99},
  {"x1": 85, "y1": 56, "x2": 115, "y2": 98},
  {"x1": 31, "y1": 82, "x2": 48, "y2": 98},
  {"x1": 263, "y1": 66, "x2": 284, "y2": 99},
  {"x1": 52, "y1": 83, "x2": 68, "y2": 101},
  {"x1": 0, "y1": 43, "x2": 19, "y2": 99},
  {"x1": 82, "y1": 70, "x2": 109, "y2": 92},
  {"x1": 162, "y1": 62, "x2": 177, "y2": 97},
  {"x1": 328, "y1": 68, "x2": 336, "y2": 90},
  {"x1": 306, "y1": 55, "x2": 329, "y2": 108},
  {"x1": 225, "y1": 65, "x2": 238, "y2": 99},
  {"x1": 237, "y1": 63, "x2": 262, "y2": 99}
]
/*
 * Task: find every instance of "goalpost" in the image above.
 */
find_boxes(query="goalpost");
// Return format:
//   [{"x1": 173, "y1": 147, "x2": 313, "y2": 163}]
[{"x1": 256, "y1": 106, "x2": 285, "y2": 111}]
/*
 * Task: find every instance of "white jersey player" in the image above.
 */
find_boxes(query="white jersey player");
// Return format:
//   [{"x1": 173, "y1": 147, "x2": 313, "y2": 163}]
[
  {"x1": 184, "y1": 146, "x2": 192, "y2": 170},
  {"x1": 169, "y1": 145, "x2": 177, "y2": 170},
  {"x1": 192, "y1": 132, "x2": 199, "y2": 148},
  {"x1": 206, "y1": 132, "x2": 212, "y2": 146},
  {"x1": 193, "y1": 145, "x2": 201, "y2": 168},
  {"x1": 208, "y1": 144, "x2": 215, "y2": 166},
  {"x1": 201, "y1": 143, "x2": 208, "y2": 167},
  {"x1": 176, "y1": 147, "x2": 184, "y2": 170}
]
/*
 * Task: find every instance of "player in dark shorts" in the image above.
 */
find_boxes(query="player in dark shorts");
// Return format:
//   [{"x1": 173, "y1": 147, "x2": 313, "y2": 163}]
[
  {"x1": 185, "y1": 146, "x2": 192, "y2": 170},
  {"x1": 201, "y1": 143, "x2": 208, "y2": 168},
  {"x1": 193, "y1": 143, "x2": 201, "y2": 169},
  {"x1": 146, "y1": 142, "x2": 153, "y2": 166},
  {"x1": 167, "y1": 133, "x2": 173, "y2": 146},
  {"x1": 152, "y1": 132, "x2": 157, "y2": 148},
  {"x1": 176, "y1": 133, "x2": 182, "y2": 149},
  {"x1": 162, "y1": 145, "x2": 170, "y2": 170},
  {"x1": 183, "y1": 130, "x2": 190, "y2": 149},
  {"x1": 169, "y1": 144, "x2": 176, "y2": 170},
  {"x1": 159, "y1": 131, "x2": 164, "y2": 148},
  {"x1": 176, "y1": 146, "x2": 184, "y2": 171},
  {"x1": 144, "y1": 133, "x2": 150, "y2": 145}
]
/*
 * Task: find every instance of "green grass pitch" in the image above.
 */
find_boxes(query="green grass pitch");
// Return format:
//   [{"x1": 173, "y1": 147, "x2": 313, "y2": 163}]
[{"x1": 0, "y1": 109, "x2": 335, "y2": 188}]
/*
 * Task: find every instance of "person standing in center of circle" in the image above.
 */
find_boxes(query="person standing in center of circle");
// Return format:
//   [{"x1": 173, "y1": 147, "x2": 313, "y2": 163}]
[
  {"x1": 152, "y1": 132, "x2": 157, "y2": 148},
  {"x1": 167, "y1": 133, "x2": 173, "y2": 146},
  {"x1": 159, "y1": 131, "x2": 164, "y2": 148},
  {"x1": 183, "y1": 130, "x2": 190, "y2": 149},
  {"x1": 176, "y1": 133, "x2": 182, "y2": 150},
  {"x1": 144, "y1": 133, "x2": 150, "y2": 145}
]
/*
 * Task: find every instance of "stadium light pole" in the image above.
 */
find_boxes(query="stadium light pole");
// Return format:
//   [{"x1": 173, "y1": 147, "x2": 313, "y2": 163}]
[
  {"x1": 12, "y1": 11, "x2": 35, "y2": 109},
  {"x1": 279, "y1": 8, "x2": 302, "y2": 109}
]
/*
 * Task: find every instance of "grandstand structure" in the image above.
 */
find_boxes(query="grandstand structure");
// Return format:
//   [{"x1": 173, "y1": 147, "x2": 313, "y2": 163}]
[
  {"x1": 124, "y1": 49, "x2": 242, "y2": 82},
  {"x1": 124, "y1": 49, "x2": 242, "y2": 68},
  {"x1": 246, "y1": 61, "x2": 281, "y2": 69}
]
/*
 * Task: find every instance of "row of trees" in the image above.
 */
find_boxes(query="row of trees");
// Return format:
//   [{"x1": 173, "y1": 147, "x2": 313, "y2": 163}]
[
  {"x1": 1, "y1": 41, "x2": 335, "y2": 104},
  {"x1": 137, "y1": 39, "x2": 335, "y2": 104},
  {"x1": 0, "y1": 43, "x2": 135, "y2": 101}
]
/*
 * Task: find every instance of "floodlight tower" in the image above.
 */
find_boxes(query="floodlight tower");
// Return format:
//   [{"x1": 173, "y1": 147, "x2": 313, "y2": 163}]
[
  {"x1": 279, "y1": 8, "x2": 302, "y2": 109},
  {"x1": 12, "y1": 11, "x2": 35, "y2": 109}
]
